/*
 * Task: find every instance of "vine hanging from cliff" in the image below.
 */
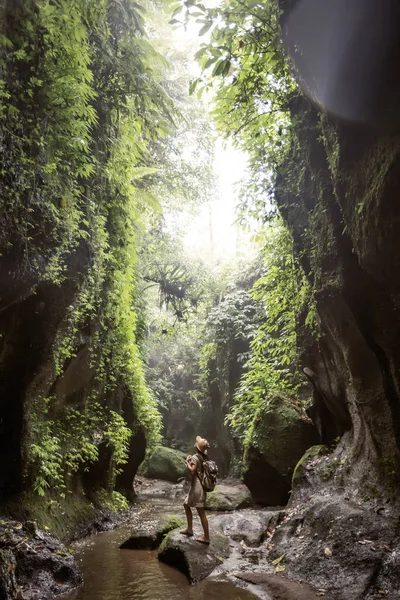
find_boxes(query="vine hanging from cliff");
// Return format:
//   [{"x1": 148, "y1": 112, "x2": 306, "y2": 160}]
[{"x1": 226, "y1": 222, "x2": 315, "y2": 440}]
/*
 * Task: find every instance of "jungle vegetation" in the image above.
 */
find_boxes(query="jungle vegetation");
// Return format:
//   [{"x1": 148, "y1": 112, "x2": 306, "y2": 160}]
[{"x1": 0, "y1": 0, "x2": 313, "y2": 509}]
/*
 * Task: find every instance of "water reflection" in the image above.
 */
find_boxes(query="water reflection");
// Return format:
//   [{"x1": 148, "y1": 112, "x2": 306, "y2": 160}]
[{"x1": 61, "y1": 527, "x2": 257, "y2": 600}]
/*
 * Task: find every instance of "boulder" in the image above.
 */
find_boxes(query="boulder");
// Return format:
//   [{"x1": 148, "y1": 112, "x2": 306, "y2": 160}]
[
  {"x1": 139, "y1": 446, "x2": 187, "y2": 482},
  {"x1": 158, "y1": 529, "x2": 229, "y2": 582},
  {"x1": 210, "y1": 509, "x2": 281, "y2": 547},
  {"x1": 267, "y1": 495, "x2": 400, "y2": 600},
  {"x1": 242, "y1": 395, "x2": 319, "y2": 505},
  {"x1": 120, "y1": 514, "x2": 184, "y2": 550},
  {"x1": 135, "y1": 477, "x2": 187, "y2": 501},
  {"x1": 207, "y1": 481, "x2": 252, "y2": 511}
]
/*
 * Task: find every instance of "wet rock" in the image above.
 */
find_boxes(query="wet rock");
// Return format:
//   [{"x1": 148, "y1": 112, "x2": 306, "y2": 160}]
[
  {"x1": 139, "y1": 446, "x2": 187, "y2": 482},
  {"x1": 0, "y1": 519, "x2": 82, "y2": 599},
  {"x1": 242, "y1": 395, "x2": 319, "y2": 505},
  {"x1": 135, "y1": 477, "x2": 186, "y2": 501},
  {"x1": 0, "y1": 549, "x2": 18, "y2": 599},
  {"x1": 265, "y1": 494, "x2": 400, "y2": 600},
  {"x1": 70, "y1": 508, "x2": 125, "y2": 541},
  {"x1": 158, "y1": 529, "x2": 230, "y2": 582},
  {"x1": 120, "y1": 514, "x2": 184, "y2": 550},
  {"x1": 210, "y1": 509, "x2": 281, "y2": 547},
  {"x1": 207, "y1": 481, "x2": 252, "y2": 511},
  {"x1": 235, "y1": 572, "x2": 334, "y2": 600},
  {"x1": 291, "y1": 445, "x2": 330, "y2": 500},
  {"x1": 363, "y1": 546, "x2": 400, "y2": 600}
]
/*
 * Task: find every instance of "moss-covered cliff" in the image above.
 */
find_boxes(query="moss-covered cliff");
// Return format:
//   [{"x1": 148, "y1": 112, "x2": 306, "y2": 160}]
[
  {"x1": 276, "y1": 99, "x2": 400, "y2": 499},
  {"x1": 0, "y1": 0, "x2": 165, "y2": 513}
]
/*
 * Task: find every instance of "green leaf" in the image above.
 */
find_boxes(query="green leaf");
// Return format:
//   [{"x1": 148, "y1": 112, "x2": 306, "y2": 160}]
[
  {"x1": 199, "y1": 21, "x2": 212, "y2": 36},
  {"x1": 203, "y1": 56, "x2": 218, "y2": 70},
  {"x1": 189, "y1": 79, "x2": 199, "y2": 95},
  {"x1": 212, "y1": 59, "x2": 231, "y2": 77},
  {"x1": 194, "y1": 46, "x2": 208, "y2": 60}
]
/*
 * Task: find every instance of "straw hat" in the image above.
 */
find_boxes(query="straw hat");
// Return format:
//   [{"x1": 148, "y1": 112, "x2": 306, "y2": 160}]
[{"x1": 195, "y1": 436, "x2": 210, "y2": 454}]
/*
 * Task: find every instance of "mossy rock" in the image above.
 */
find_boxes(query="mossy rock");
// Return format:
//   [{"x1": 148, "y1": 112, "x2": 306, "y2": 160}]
[
  {"x1": 207, "y1": 482, "x2": 252, "y2": 511},
  {"x1": 139, "y1": 445, "x2": 187, "y2": 482},
  {"x1": 242, "y1": 395, "x2": 319, "y2": 506},
  {"x1": 120, "y1": 513, "x2": 184, "y2": 550},
  {"x1": 2, "y1": 491, "x2": 97, "y2": 542},
  {"x1": 292, "y1": 445, "x2": 330, "y2": 491},
  {"x1": 158, "y1": 529, "x2": 229, "y2": 582}
]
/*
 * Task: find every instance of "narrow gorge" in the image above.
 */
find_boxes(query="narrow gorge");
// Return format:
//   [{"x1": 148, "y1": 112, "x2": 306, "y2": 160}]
[{"x1": 0, "y1": 1, "x2": 399, "y2": 599}]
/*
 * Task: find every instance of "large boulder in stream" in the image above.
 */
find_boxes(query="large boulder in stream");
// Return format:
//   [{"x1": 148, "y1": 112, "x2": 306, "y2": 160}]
[
  {"x1": 207, "y1": 480, "x2": 252, "y2": 511},
  {"x1": 120, "y1": 514, "x2": 184, "y2": 550},
  {"x1": 158, "y1": 529, "x2": 230, "y2": 582},
  {"x1": 139, "y1": 446, "x2": 187, "y2": 482},
  {"x1": 210, "y1": 509, "x2": 281, "y2": 547},
  {"x1": 242, "y1": 395, "x2": 319, "y2": 505}
]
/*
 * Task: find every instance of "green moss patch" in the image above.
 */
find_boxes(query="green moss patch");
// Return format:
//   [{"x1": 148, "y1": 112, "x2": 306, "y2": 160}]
[
  {"x1": 292, "y1": 445, "x2": 330, "y2": 490},
  {"x1": 1, "y1": 492, "x2": 95, "y2": 542},
  {"x1": 207, "y1": 483, "x2": 252, "y2": 511}
]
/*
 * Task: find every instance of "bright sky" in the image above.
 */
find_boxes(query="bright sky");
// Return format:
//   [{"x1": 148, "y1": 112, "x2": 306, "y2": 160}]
[
  {"x1": 156, "y1": 8, "x2": 251, "y2": 264},
  {"x1": 183, "y1": 140, "x2": 248, "y2": 261}
]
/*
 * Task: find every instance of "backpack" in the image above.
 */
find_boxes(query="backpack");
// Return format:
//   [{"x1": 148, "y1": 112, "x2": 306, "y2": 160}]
[{"x1": 197, "y1": 457, "x2": 218, "y2": 492}]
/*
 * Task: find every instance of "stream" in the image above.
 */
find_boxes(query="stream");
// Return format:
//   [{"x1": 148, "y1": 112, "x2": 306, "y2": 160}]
[
  {"x1": 60, "y1": 526, "x2": 257, "y2": 600},
  {"x1": 60, "y1": 480, "x2": 258, "y2": 600}
]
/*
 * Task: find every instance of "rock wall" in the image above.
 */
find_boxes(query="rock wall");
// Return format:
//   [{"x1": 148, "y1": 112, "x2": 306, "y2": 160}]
[
  {"x1": 0, "y1": 0, "x2": 163, "y2": 511},
  {"x1": 201, "y1": 337, "x2": 249, "y2": 477},
  {"x1": 276, "y1": 98, "x2": 400, "y2": 498},
  {"x1": 0, "y1": 248, "x2": 86, "y2": 498},
  {"x1": 0, "y1": 247, "x2": 147, "y2": 503}
]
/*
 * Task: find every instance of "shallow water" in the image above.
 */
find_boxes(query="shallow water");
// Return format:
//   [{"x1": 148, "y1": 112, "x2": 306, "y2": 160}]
[{"x1": 61, "y1": 522, "x2": 258, "y2": 600}]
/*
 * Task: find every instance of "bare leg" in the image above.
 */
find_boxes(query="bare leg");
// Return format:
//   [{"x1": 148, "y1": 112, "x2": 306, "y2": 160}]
[
  {"x1": 180, "y1": 504, "x2": 193, "y2": 535},
  {"x1": 196, "y1": 508, "x2": 210, "y2": 543}
]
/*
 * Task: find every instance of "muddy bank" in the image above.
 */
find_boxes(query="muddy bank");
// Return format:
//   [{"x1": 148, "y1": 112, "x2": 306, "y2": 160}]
[
  {"x1": 236, "y1": 573, "x2": 332, "y2": 600},
  {"x1": 67, "y1": 507, "x2": 131, "y2": 544}
]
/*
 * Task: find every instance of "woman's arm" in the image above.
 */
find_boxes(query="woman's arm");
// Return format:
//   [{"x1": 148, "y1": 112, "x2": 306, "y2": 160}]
[{"x1": 185, "y1": 455, "x2": 197, "y2": 474}]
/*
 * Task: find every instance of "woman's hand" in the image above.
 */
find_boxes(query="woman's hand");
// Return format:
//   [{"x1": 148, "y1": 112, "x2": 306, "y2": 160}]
[{"x1": 185, "y1": 455, "x2": 197, "y2": 473}]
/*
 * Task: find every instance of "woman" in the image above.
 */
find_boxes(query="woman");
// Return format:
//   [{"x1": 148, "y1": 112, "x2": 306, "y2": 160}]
[{"x1": 180, "y1": 435, "x2": 210, "y2": 544}]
